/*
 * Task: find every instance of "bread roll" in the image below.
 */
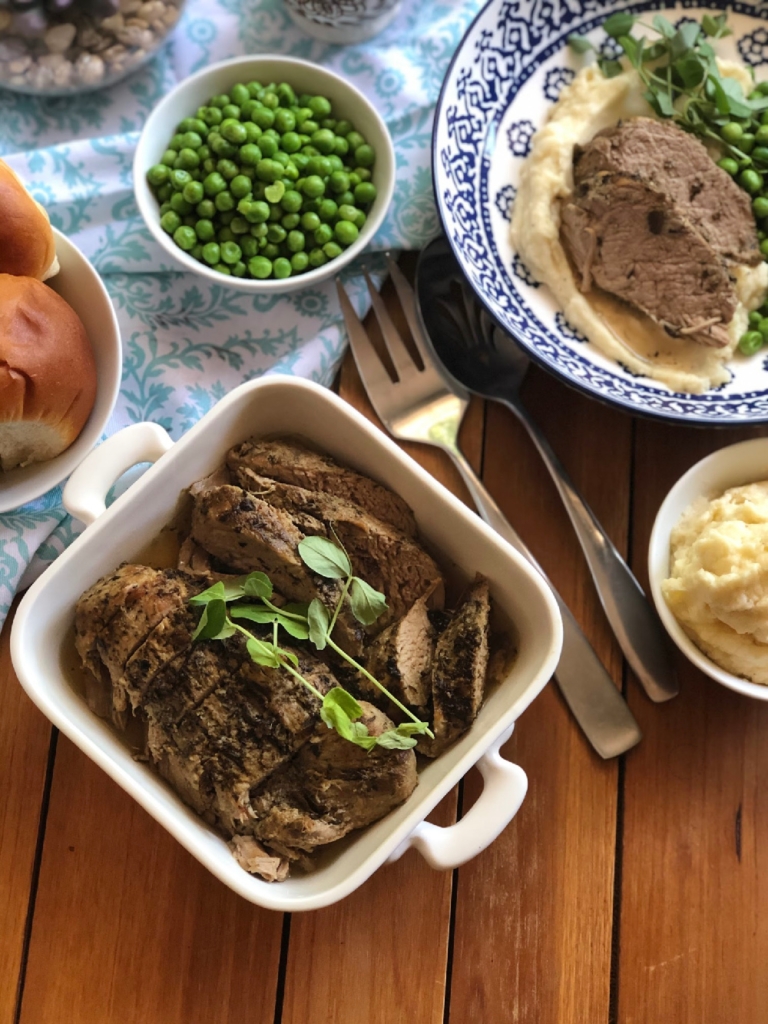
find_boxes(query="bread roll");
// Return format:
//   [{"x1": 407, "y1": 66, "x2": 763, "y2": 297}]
[
  {"x1": 0, "y1": 160, "x2": 59, "y2": 280},
  {"x1": 0, "y1": 274, "x2": 97, "y2": 471}
]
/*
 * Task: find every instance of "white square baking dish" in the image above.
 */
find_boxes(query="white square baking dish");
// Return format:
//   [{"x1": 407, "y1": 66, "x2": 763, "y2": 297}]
[{"x1": 11, "y1": 376, "x2": 561, "y2": 911}]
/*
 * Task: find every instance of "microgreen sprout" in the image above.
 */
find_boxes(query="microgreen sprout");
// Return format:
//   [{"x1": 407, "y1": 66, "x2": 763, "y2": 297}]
[{"x1": 188, "y1": 534, "x2": 434, "y2": 751}]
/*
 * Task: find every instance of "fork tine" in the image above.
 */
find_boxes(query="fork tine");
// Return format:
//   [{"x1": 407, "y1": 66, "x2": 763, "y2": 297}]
[
  {"x1": 363, "y1": 272, "x2": 419, "y2": 382},
  {"x1": 336, "y1": 280, "x2": 395, "y2": 419},
  {"x1": 385, "y1": 255, "x2": 434, "y2": 368}
]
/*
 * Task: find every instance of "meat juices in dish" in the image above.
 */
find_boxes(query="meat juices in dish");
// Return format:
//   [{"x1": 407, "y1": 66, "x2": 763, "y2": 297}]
[{"x1": 74, "y1": 438, "x2": 503, "y2": 880}]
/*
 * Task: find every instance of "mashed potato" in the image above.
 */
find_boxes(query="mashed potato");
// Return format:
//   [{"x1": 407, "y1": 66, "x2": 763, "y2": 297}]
[
  {"x1": 662, "y1": 482, "x2": 768, "y2": 683},
  {"x1": 511, "y1": 62, "x2": 768, "y2": 394}
]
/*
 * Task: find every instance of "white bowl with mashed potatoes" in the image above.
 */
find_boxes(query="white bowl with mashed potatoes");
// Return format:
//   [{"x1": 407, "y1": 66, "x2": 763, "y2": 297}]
[{"x1": 649, "y1": 438, "x2": 768, "y2": 699}]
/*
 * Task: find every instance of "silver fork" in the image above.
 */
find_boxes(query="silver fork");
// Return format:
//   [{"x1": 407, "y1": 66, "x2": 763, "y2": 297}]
[{"x1": 336, "y1": 270, "x2": 642, "y2": 759}]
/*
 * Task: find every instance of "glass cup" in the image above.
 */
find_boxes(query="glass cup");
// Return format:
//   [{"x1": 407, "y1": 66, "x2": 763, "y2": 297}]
[{"x1": 282, "y1": 0, "x2": 402, "y2": 44}]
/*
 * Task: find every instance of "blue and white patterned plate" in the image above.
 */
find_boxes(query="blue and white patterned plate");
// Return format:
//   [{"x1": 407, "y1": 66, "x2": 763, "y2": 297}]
[{"x1": 433, "y1": 0, "x2": 768, "y2": 425}]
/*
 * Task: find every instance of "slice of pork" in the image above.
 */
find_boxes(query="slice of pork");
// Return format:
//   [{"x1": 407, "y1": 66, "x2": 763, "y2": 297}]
[
  {"x1": 420, "y1": 576, "x2": 491, "y2": 757},
  {"x1": 362, "y1": 590, "x2": 436, "y2": 715},
  {"x1": 560, "y1": 172, "x2": 735, "y2": 348},
  {"x1": 226, "y1": 437, "x2": 418, "y2": 537},
  {"x1": 573, "y1": 117, "x2": 761, "y2": 267}
]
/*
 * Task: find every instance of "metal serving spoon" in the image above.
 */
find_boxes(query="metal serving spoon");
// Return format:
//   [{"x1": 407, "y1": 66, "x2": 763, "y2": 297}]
[{"x1": 414, "y1": 236, "x2": 679, "y2": 704}]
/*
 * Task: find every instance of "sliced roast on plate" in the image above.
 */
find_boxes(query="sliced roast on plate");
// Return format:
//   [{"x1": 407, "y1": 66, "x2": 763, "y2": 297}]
[
  {"x1": 561, "y1": 172, "x2": 735, "y2": 348},
  {"x1": 561, "y1": 117, "x2": 761, "y2": 348},
  {"x1": 73, "y1": 438, "x2": 500, "y2": 881},
  {"x1": 572, "y1": 117, "x2": 761, "y2": 268}
]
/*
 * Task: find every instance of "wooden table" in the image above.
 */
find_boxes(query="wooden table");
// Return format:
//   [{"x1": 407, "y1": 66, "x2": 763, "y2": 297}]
[{"x1": 3, "y1": 263, "x2": 768, "y2": 1024}]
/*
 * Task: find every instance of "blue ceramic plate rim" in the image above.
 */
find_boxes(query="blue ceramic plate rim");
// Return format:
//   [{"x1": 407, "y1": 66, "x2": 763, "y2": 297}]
[{"x1": 432, "y1": 0, "x2": 768, "y2": 426}]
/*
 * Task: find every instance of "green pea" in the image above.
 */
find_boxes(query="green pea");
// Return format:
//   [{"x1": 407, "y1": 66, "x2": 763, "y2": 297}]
[
  {"x1": 282, "y1": 213, "x2": 301, "y2": 229},
  {"x1": 317, "y1": 198, "x2": 338, "y2": 222},
  {"x1": 758, "y1": 317, "x2": 768, "y2": 339},
  {"x1": 247, "y1": 80, "x2": 263, "y2": 97},
  {"x1": 756, "y1": 125, "x2": 768, "y2": 146},
  {"x1": 352, "y1": 209, "x2": 366, "y2": 230},
  {"x1": 221, "y1": 121, "x2": 247, "y2": 145},
  {"x1": 291, "y1": 251, "x2": 309, "y2": 272},
  {"x1": 293, "y1": 152, "x2": 310, "y2": 172},
  {"x1": 329, "y1": 170, "x2": 350, "y2": 194},
  {"x1": 740, "y1": 168, "x2": 763, "y2": 193},
  {"x1": 230, "y1": 82, "x2": 250, "y2": 107},
  {"x1": 250, "y1": 222, "x2": 268, "y2": 238},
  {"x1": 181, "y1": 131, "x2": 204, "y2": 150},
  {"x1": 215, "y1": 190, "x2": 236, "y2": 212},
  {"x1": 159, "y1": 201, "x2": 172, "y2": 216},
  {"x1": 739, "y1": 330, "x2": 764, "y2": 355},
  {"x1": 718, "y1": 157, "x2": 740, "y2": 176},
  {"x1": 194, "y1": 199, "x2": 214, "y2": 218},
  {"x1": 262, "y1": 92, "x2": 279, "y2": 110},
  {"x1": 211, "y1": 93, "x2": 230, "y2": 108},
  {"x1": 277, "y1": 82, "x2": 297, "y2": 106},
  {"x1": 269, "y1": 256, "x2": 289, "y2": 279},
  {"x1": 194, "y1": 218, "x2": 214, "y2": 241},
  {"x1": 721, "y1": 121, "x2": 744, "y2": 144},
  {"x1": 311, "y1": 129, "x2": 336, "y2": 155},
  {"x1": 314, "y1": 223, "x2": 333, "y2": 245},
  {"x1": 286, "y1": 229, "x2": 305, "y2": 252},
  {"x1": 354, "y1": 144, "x2": 375, "y2": 168},
  {"x1": 221, "y1": 104, "x2": 240, "y2": 121},
  {"x1": 741, "y1": 133, "x2": 756, "y2": 155},
  {"x1": 301, "y1": 211, "x2": 321, "y2": 231},
  {"x1": 278, "y1": 189, "x2": 301, "y2": 214},
  {"x1": 157, "y1": 184, "x2": 172, "y2": 203},
  {"x1": 259, "y1": 135, "x2": 279, "y2": 158},
  {"x1": 354, "y1": 167, "x2": 372, "y2": 182},
  {"x1": 267, "y1": 223, "x2": 287, "y2": 243},
  {"x1": 230, "y1": 261, "x2": 245, "y2": 277},
  {"x1": 327, "y1": 155, "x2": 344, "y2": 173},
  {"x1": 183, "y1": 180, "x2": 205, "y2": 204},
  {"x1": 263, "y1": 242, "x2": 280, "y2": 258},
  {"x1": 335, "y1": 220, "x2": 359, "y2": 246},
  {"x1": 240, "y1": 236, "x2": 259, "y2": 258},
  {"x1": 160, "y1": 210, "x2": 181, "y2": 234},
  {"x1": 239, "y1": 143, "x2": 262, "y2": 167},
  {"x1": 254, "y1": 158, "x2": 280, "y2": 183},
  {"x1": 230, "y1": 216, "x2": 250, "y2": 234},
  {"x1": 754, "y1": 196, "x2": 768, "y2": 219},
  {"x1": 171, "y1": 132, "x2": 185, "y2": 151},
  {"x1": 249, "y1": 255, "x2": 273, "y2": 278},
  {"x1": 202, "y1": 158, "x2": 216, "y2": 174},
  {"x1": 203, "y1": 172, "x2": 227, "y2": 195},
  {"x1": 338, "y1": 204, "x2": 358, "y2": 222},
  {"x1": 335, "y1": 119, "x2": 352, "y2": 137},
  {"x1": 306, "y1": 155, "x2": 332, "y2": 177},
  {"x1": 212, "y1": 263, "x2": 231, "y2": 275},
  {"x1": 346, "y1": 131, "x2": 365, "y2": 150},
  {"x1": 308, "y1": 247, "x2": 328, "y2": 267},
  {"x1": 337, "y1": 191, "x2": 355, "y2": 208},
  {"x1": 216, "y1": 159, "x2": 238, "y2": 180},
  {"x1": 749, "y1": 309, "x2": 763, "y2": 326},
  {"x1": 308, "y1": 95, "x2": 332, "y2": 119},
  {"x1": 265, "y1": 181, "x2": 286, "y2": 203},
  {"x1": 301, "y1": 120, "x2": 319, "y2": 135},
  {"x1": 175, "y1": 149, "x2": 200, "y2": 170},
  {"x1": 203, "y1": 106, "x2": 223, "y2": 125},
  {"x1": 761, "y1": 237, "x2": 768, "y2": 257},
  {"x1": 229, "y1": 174, "x2": 253, "y2": 199},
  {"x1": 173, "y1": 225, "x2": 197, "y2": 251},
  {"x1": 147, "y1": 163, "x2": 170, "y2": 187},
  {"x1": 170, "y1": 168, "x2": 192, "y2": 190},
  {"x1": 191, "y1": 243, "x2": 204, "y2": 261},
  {"x1": 332, "y1": 136, "x2": 349, "y2": 157},
  {"x1": 197, "y1": 145, "x2": 211, "y2": 162},
  {"x1": 354, "y1": 181, "x2": 377, "y2": 205},
  {"x1": 219, "y1": 240, "x2": 242, "y2": 264},
  {"x1": 170, "y1": 193, "x2": 193, "y2": 215},
  {"x1": 323, "y1": 241, "x2": 343, "y2": 259},
  {"x1": 274, "y1": 108, "x2": 296, "y2": 133},
  {"x1": 219, "y1": 226, "x2": 236, "y2": 244},
  {"x1": 282, "y1": 131, "x2": 301, "y2": 154},
  {"x1": 244, "y1": 199, "x2": 270, "y2": 223},
  {"x1": 252, "y1": 107, "x2": 275, "y2": 130},
  {"x1": 303, "y1": 175, "x2": 326, "y2": 199},
  {"x1": 754, "y1": 147, "x2": 768, "y2": 166}
]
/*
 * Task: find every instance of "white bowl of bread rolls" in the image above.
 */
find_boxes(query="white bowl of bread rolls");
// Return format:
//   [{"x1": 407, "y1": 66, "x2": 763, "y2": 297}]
[{"x1": 0, "y1": 161, "x2": 121, "y2": 513}]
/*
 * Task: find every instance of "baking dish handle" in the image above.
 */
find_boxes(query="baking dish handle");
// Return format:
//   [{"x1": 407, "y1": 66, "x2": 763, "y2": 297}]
[
  {"x1": 63, "y1": 423, "x2": 175, "y2": 526},
  {"x1": 387, "y1": 724, "x2": 527, "y2": 871}
]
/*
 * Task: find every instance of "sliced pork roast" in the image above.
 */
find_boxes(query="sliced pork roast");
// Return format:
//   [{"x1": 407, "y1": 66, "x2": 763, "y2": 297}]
[
  {"x1": 560, "y1": 117, "x2": 761, "y2": 348},
  {"x1": 560, "y1": 173, "x2": 735, "y2": 347},
  {"x1": 74, "y1": 443, "x2": 498, "y2": 880},
  {"x1": 227, "y1": 436, "x2": 418, "y2": 537},
  {"x1": 572, "y1": 117, "x2": 760, "y2": 267}
]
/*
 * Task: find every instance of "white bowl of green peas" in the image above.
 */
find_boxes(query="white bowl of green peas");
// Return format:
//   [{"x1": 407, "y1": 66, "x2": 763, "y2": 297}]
[{"x1": 134, "y1": 55, "x2": 395, "y2": 291}]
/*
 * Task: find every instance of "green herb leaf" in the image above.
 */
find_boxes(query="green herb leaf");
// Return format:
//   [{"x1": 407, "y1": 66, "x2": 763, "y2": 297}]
[
  {"x1": 619, "y1": 34, "x2": 640, "y2": 69},
  {"x1": 230, "y1": 604, "x2": 311, "y2": 640},
  {"x1": 192, "y1": 599, "x2": 233, "y2": 641},
  {"x1": 323, "y1": 686, "x2": 363, "y2": 721},
  {"x1": 642, "y1": 40, "x2": 667, "y2": 62},
  {"x1": 243, "y1": 572, "x2": 273, "y2": 599},
  {"x1": 246, "y1": 636, "x2": 281, "y2": 668},
  {"x1": 710, "y1": 73, "x2": 752, "y2": 118},
  {"x1": 298, "y1": 535, "x2": 352, "y2": 579},
  {"x1": 282, "y1": 601, "x2": 310, "y2": 618},
  {"x1": 701, "y1": 13, "x2": 731, "y2": 39},
  {"x1": 603, "y1": 11, "x2": 635, "y2": 39},
  {"x1": 674, "y1": 55, "x2": 706, "y2": 90},
  {"x1": 189, "y1": 581, "x2": 228, "y2": 606},
  {"x1": 348, "y1": 577, "x2": 388, "y2": 626},
  {"x1": 376, "y1": 730, "x2": 418, "y2": 750},
  {"x1": 670, "y1": 22, "x2": 699, "y2": 58},
  {"x1": 567, "y1": 33, "x2": 593, "y2": 54},
  {"x1": 394, "y1": 721, "x2": 431, "y2": 736},
  {"x1": 308, "y1": 598, "x2": 330, "y2": 650},
  {"x1": 598, "y1": 58, "x2": 624, "y2": 79},
  {"x1": 652, "y1": 13, "x2": 676, "y2": 39},
  {"x1": 644, "y1": 87, "x2": 674, "y2": 117}
]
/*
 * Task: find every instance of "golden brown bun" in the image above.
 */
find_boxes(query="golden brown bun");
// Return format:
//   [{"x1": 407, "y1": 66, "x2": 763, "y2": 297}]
[
  {"x1": 0, "y1": 161, "x2": 58, "y2": 280},
  {"x1": 0, "y1": 274, "x2": 97, "y2": 471}
]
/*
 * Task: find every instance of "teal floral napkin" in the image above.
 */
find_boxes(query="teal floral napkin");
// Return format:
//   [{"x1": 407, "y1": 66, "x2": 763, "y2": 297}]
[{"x1": 0, "y1": 0, "x2": 481, "y2": 630}]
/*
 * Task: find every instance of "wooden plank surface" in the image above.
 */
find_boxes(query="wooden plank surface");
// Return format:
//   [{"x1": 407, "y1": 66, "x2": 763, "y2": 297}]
[
  {"x1": 446, "y1": 366, "x2": 627, "y2": 1024},
  {"x1": 0, "y1": 604, "x2": 53, "y2": 1023},
  {"x1": 619, "y1": 421, "x2": 768, "y2": 1024}
]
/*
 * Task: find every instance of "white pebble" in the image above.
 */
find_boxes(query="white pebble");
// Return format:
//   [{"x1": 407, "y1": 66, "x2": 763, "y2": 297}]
[
  {"x1": 0, "y1": 11, "x2": 12, "y2": 32},
  {"x1": 44, "y1": 23, "x2": 76, "y2": 53},
  {"x1": 103, "y1": 43, "x2": 126, "y2": 61},
  {"x1": 77, "y1": 25, "x2": 102, "y2": 48},
  {"x1": 75, "y1": 51, "x2": 105, "y2": 84},
  {"x1": 29, "y1": 63, "x2": 56, "y2": 89},
  {"x1": 138, "y1": 1, "x2": 165, "y2": 25},
  {"x1": 119, "y1": 0, "x2": 143, "y2": 13},
  {"x1": 38, "y1": 52, "x2": 66, "y2": 67},
  {"x1": 52, "y1": 60, "x2": 72, "y2": 86},
  {"x1": 8, "y1": 55, "x2": 31, "y2": 73},
  {"x1": 117, "y1": 24, "x2": 154, "y2": 47},
  {"x1": 100, "y1": 13, "x2": 124, "y2": 32},
  {"x1": 162, "y1": 6, "x2": 179, "y2": 25}
]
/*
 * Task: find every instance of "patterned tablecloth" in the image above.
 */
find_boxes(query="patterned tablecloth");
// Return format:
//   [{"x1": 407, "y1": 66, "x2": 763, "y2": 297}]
[{"x1": 0, "y1": 0, "x2": 481, "y2": 630}]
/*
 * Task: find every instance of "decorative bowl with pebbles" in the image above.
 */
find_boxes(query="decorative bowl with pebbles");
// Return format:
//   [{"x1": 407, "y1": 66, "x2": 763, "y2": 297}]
[{"x1": 0, "y1": 0, "x2": 183, "y2": 96}]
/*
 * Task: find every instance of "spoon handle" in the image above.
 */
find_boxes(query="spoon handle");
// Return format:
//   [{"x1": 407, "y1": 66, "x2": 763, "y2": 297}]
[
  {"x1": 447, "y1": 448, "x2": 642, "y2": 759},
  {"x1": 499, "y1": 398, "x2": 678, "y2": 702}
]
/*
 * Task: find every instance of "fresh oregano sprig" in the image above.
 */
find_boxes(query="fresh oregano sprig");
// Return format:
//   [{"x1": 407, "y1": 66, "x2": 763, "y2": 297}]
[
  {"x1": 567, "y1": 12, "x2": 768, "y2": 159},
  {"x1": 188, "y1": 536, "x2": 434, "y2": 751}
]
